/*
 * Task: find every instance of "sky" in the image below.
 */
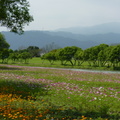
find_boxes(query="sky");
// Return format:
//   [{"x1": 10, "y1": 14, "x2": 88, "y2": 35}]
[{"x1": 1, "y1": 0, "x2": 120, "y2": 31}]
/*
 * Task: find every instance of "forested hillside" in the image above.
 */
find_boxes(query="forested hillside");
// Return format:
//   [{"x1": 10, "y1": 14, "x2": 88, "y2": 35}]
[{"x1": 2, "y1": 31, "x2": 120, "y2": 50}]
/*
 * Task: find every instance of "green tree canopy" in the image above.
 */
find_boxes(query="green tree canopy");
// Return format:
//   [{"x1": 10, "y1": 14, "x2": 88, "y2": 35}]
[
  {"x1": 56, "y1": 46, "x2": 79, "y2": 65},
  {"x1": 109, "y1": 45, "x2": 120, "y2": 66},
  {"x1": 19, "y1": 51, "x2": 31, "y2": 63},
  {"x1": 27, "y1": 46, "x2": 41, "y2": 57},
  {"x1": 0, "y1": 0, "x2": 33, "y2": 34},
  {"x1": 0, "y1": 48, "x2": 9, "y2": 63},
  {"x1": 41, "y1": 49, "x2": 57, "y2": 64},
  {"x1": 74, "y1": 48, "x2": 84, "y2": 65},
  {"x1": 0, "y1": 33, "x2": 10, "y2": 50}
]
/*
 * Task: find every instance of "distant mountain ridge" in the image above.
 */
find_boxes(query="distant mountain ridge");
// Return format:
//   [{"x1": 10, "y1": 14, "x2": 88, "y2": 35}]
[
  {"x1": 2, "y1": 31, "x2": 93, "y2": 50},
  {"x1": 56, "y1": 22, "x2": 120, "y2": 34},
  {"x1": 2, "y1": 30, "x2": 120, "y2": 50}
]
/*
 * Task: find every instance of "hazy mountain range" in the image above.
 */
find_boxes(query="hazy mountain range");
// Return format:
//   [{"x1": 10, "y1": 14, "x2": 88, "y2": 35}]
[
  {"x1": 1, "y1": 22, "x2": 120, "y2": 50},
  {"x1": 56, "y1": 22, "x2": 120, "y2": 34}
]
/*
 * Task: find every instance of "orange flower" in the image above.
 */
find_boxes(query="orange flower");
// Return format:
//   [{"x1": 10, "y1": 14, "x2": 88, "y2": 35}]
[
  {"x1": 38, "y1": 114, "x2": 43, "y2": 117},
  {"x1": 19, "y1": 114, "x2": 24, "y2": 117}
]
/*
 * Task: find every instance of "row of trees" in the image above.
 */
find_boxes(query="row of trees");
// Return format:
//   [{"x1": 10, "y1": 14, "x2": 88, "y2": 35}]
[
  {"x1": 0, "y1": 33, "x2": 120, "y2": 67},
  {"x1": 0, "y1": 48, "x2": 32, "y2": 63},
  {"x1": 42, "y1": 44, "x2": 120, "y2": 68},
  {"x1": 0, "y1": 33, "x2": 42, "y2": 63},
  {"x1": 0, "y1": 33, "x2": 61, "y2": 63}
]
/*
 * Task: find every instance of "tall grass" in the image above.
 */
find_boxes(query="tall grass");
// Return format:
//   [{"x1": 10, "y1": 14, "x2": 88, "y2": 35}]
[{"x1": 0, "y1": 65, "x2": 120, "y2": 119}]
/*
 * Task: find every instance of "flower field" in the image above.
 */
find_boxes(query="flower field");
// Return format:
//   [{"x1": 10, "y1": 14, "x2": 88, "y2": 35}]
[{"x1": 0, "y1": 65, "x2": 120, "y2": 120}]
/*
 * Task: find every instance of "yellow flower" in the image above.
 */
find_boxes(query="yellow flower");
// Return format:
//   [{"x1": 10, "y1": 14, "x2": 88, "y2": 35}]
[{"x1": 82, "y1": 116, "x2": 85, "y2": 118}]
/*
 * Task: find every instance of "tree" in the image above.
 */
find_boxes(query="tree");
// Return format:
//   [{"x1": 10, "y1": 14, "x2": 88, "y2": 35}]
[
  {"x1": 84, "y1": 44, "x2": 109, "y2": 66},
  {"x1": 98, "y1": 50, "x2": 107, "y2": 67},
  {"x1": 102, "y1": 46, "x2": 115, "y2": 67},
  {"x1": 41, "y1": 49, "x2": 57, "y2": 64},
  {"x1": 109, "y1": 45, "x2": 120, "y2": 67},
  {"x1": 19, "y1": 52, "x2": 31, "y2": 63},
  {"x1": 9, "y1": 52, "x2": 19, "y2": 62},
  {"x1": 56, "y1": 46, "x2": 79, "y2": 65},
  {"x1": 97, "y1": 44, "x2": 109, "y2": 66},
  {"x1": 0, "y1": 33, "x2": 10, "y2": 63},
  {"x1": 82, "y1": 48, "x2": 92, "y2": 66},
  {"x1": 0, "y1": 0, "x2": 33, "y2": 34},
  {"x1": 27, "y1": 46, "x2": 41, "y2": 57},
  {"x1": 74, "y1": 48, "x2": 84, "y2": 66},
  {"x1": 0, "y1": 33, "x2": 10, "y2": 50},
  {"x1": 0, "y1": 48, "x2": 9, "y2": 63}
]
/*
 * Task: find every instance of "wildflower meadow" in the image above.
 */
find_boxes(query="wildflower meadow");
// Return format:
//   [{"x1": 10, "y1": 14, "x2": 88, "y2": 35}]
[{"x1": 0, "y1": 65, "x2": 120, "y2": 120}]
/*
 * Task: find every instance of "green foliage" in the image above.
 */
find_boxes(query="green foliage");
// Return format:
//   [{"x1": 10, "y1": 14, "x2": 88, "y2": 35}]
[
  {"x1": 19, "y1": 52, "x2": 32, "y2": 63},
  {"x1": 42, "y1": 49, "x2": 57, "y2": 64},
  {"x1": 14, "y1": 46, "x2": 41, "y2": 57},
  {"x1": 9, "y1": 52, "x2": 20, "y2": 62},
  {"x1": 83, "y1": 48, "x2": 91, "y2": 61},
  {"x1": 40, "y1": 44, "x2": 120, "y2": 69},
  {"x1": 109, "y1": 45, "x2": 120, "y2": 64},
  {"x1": 0, "y1": 33, "x2": 10, "y2": 50},
  {"x1": 1, "y1": 43, "x2": 120, "y2": 70},
  {"x1": 27, "y1": 46, "x2": 41, "y2": 57},
  {"x1": 74, "y1": 48, "x2": 83, "y2": 60},
  {"x1": 9, "y1": 51, "x2": 31, "y2": 63},
  {"x1": 0, "y1": 48, "x2": 9, "y2": 63},
  {"x1": 87, "y1": 44, "x2": 109, "y2": 64},
  {"x1": 0, "y1": 33, "x2": 10, "y2": 62},
  {"x1": 56, "y1": 46, "x2": 80, "y2": 65},
  {"x1": 0, "y1": 0, "x2": 33, "y2": 34},
  {"x1": 74, "y1": 48, "x2": 84, "y2": 65},
  {"x1": 98, "y1": 50, "x2": 107, "y2": 67}
]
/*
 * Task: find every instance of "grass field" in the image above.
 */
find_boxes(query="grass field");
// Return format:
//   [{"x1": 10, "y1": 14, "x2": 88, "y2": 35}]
[
  {"x1": 0, "y1": 63, "x2": 120, "y2": 120},
  {"x1": 1, "y1": 57, "x2": 116, "y2": 71}
]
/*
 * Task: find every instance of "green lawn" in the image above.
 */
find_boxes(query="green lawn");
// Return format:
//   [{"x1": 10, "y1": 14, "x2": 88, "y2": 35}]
[{"x1": 1, "y1": 57, "x2": 115, "y2": 71}]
